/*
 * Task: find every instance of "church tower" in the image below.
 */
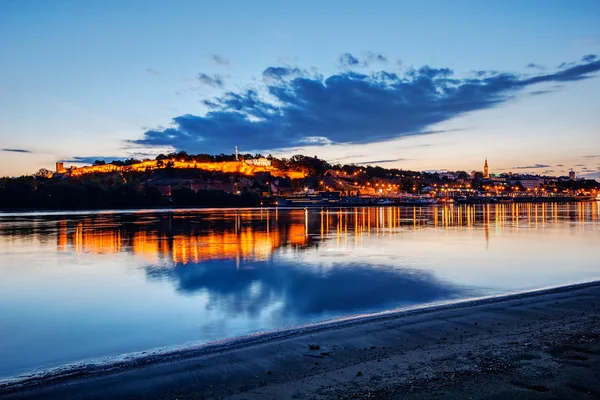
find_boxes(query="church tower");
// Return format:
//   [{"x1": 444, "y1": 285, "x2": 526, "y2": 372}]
[{"x1": 484, "y1": 158, "x2": 489, "y2": 179}]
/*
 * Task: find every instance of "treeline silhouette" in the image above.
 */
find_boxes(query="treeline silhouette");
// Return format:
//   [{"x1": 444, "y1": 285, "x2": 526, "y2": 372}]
[{"x1": 0, "y1": 175, "x2": 260, "y2": 210}]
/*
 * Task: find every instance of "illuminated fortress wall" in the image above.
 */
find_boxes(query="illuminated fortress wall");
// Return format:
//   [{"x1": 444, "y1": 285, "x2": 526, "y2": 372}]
[{"x1": 65, "y1": 160, "x2": 306, "y2": 180}]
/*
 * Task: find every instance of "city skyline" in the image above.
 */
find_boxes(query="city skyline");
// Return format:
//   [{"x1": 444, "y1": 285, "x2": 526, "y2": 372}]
[{"x1": 1, "y1": 0, "x2": 600, "y2": 178}]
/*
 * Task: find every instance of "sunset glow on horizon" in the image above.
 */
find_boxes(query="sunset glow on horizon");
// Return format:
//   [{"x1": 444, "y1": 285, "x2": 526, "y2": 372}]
[{"x1": 1, "y1": 0, "x2": 599, "y2": 178}]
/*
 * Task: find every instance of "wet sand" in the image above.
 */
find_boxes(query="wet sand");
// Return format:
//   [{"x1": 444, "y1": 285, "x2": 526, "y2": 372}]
[{"x1": 1, "y1": 282, "x2": 599, "y2": 400}]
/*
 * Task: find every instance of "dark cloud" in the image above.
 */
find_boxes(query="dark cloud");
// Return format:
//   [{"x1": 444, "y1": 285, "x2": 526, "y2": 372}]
[
  {"x1": 513, "y1": 164, "x2": 551, "y2": 169},
  {"x1": 134, "y1": 55, "x2": 600, "y2": 154},
  {"x1": 145, "y1": 68, "x2": 160, "y2": 76},
  {"x1": 583, "y1": 155, "x2": 600, "y2": 158},
  {"x1": 198, "y1": 73, "x2": 225, "y2": 88},
  {"x1": 556, "y1": 164, "x2": 564, "y2": 167},
  {"x1": 574, "y1": 164, "x2": 586, "y2": 167},
  {"x1": 355, "y1": 158, "x2": 407, "y2": 165},
  {"x1": 212, "y1": 54, "x2": 229, "y2": 66},
  {"x1": 582, "y1": 54, "x2": 597, "y2": 63},
  {"x1": 2, "y1": 148, "x2": 32, "y2": 153},
  {"x1": 339, "y1": 53, "x2": 360, "y2": 67}
]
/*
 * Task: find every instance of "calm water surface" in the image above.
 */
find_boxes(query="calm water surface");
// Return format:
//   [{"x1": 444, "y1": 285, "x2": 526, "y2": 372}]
[{"x1": 1, "y1": 203, "x2": 599, "y2": 379}]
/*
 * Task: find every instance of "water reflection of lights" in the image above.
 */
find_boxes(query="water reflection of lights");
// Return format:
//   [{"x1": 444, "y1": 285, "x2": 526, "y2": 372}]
[{"x1": 31, "y1": 203, "x2": 597, "y2": 265}]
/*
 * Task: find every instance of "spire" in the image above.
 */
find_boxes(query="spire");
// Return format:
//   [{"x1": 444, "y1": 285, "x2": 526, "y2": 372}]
[{"x1": 484, "y1": 157, "x2": 489, "y2": 178}]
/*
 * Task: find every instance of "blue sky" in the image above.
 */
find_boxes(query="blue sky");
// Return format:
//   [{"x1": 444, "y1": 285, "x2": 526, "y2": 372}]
[{"x1": 1, "y1": 0, "x2": 599, "y2": 178}]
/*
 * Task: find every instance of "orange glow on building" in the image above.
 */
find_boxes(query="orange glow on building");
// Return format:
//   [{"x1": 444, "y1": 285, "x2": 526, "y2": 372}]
[{"x1": 63, "y1": 159, "x2": 305, "y2": 180}]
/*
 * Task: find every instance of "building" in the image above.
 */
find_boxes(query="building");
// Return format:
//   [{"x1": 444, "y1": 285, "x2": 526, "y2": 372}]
[
  {"x1": 483, "y1": 158, "x2": 489, "y2": 179},
  {"x1": 55, "y1": 162, "x2": 66, "y2": 174},
  {"x1": 519, "y1": 177, "x2": 544, "y2": 189},
  {"x1": 53, "y1": 158, "x2": 304, "y2": 179},
  {"x1": 439, "y1": 172, "x2": 456, "y2": 180},
  {"x1": 569, "y1": 170, "x2": 576, "y2": 180},
  {"x1": 491, "y1": 174, "x2": 507, "y2": 182},
  {"x1": 244, "y1": 158, "x2": 272, "y2": 167}
]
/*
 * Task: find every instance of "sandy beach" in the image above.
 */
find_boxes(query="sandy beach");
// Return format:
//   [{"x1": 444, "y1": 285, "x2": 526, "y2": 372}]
[{"x1": 1, "y1": 282, "x2": 599, "y2": 400}]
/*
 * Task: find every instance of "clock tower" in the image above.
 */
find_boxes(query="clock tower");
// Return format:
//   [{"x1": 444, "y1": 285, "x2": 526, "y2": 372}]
[{"x1": 484, "y1": 158, "x2": 489, "y2": 179}]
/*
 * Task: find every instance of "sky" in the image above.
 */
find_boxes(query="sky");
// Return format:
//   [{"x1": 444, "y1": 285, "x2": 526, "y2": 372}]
[{"x1": 1, "y1": 0, "x2": 599, "y2": 178}]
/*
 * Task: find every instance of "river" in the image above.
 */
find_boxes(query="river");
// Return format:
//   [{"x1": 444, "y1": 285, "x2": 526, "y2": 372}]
[{"x1": 0, "y1": 203, "x2": 598, "y2": 380}]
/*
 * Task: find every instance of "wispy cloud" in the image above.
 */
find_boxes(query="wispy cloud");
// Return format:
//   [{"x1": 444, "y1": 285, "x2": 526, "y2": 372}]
[
  {"x1": 526, "y1": 63, "x2": 546, "y2": 70},
  {"x1": 339, "y1": 53, "x2": 361, "y2": 67},
  {"x1": 329, "y1": 154, "x2": 366, "y2": 163},
  {"x1": 355, "y1": 158, "x2": 407, "y2": 165},
  {"x1": 212, "y1": 54, "x2": 229, "y2": 66},
  {"x1": 339, "y1": 52, "x2": 389, "y2": 68},
  {"x1": 513, "y1": 164, "x2": 551, "y2": 169},
  {"x1": 366, "y1": 51, "x2": 388, "y2": 64},
  {"x1": 61, "y1": 156, "x2": 126, "y2": 164},
  {"x1": 262, "y1": 66, "x2": 304, "y2": 80},
  {"x1": 2, "y1": 148, "x2": 32, "y2": 153},
  {"x1": 197, "y1": 73, "x2": 225, "y2": 88},
  {"x1": 530, "y1": 89, "x2": 554, "y2": 96},
  {"x1": 134, "y1": 54, "x2": 600, "y2": 155},
  {"x1": 581, "y1": 171, "x2": 600, "y2": 179},
  {"x1": 145, "y1": 68, "x2": 160, "y2": 76}
]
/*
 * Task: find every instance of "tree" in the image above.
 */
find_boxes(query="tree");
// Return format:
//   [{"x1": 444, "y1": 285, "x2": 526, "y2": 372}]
[
  {"x1": 456, "y1": 171, "x2": 469, "y2": 180},
  {"x1": 124, "y1": 158, "x2": 140, "y2": 166},
  {"x1": 171, "y1": 186, "x2": 196, "y2": 206},
  {"x1": 34, "y1": 168, "x2": 53, "y2": 178},
  {"x1": 174, "y1": 151, "x2": 190, "y2": 161}
]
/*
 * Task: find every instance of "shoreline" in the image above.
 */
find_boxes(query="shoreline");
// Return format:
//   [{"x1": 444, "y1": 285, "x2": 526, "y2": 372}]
[{"x1": 2, "y1": 280, "x2": 600, "y2": 399}]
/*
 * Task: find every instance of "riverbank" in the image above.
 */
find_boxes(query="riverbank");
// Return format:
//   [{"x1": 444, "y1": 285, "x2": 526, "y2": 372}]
[{"x1": 1, "y1": 282, "x2": 599, "y2": 399}]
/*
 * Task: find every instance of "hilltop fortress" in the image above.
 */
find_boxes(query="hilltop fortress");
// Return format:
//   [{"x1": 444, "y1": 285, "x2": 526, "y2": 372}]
[{"x1": 55, "y1": 157, "x2": 306, "y2": 180}]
